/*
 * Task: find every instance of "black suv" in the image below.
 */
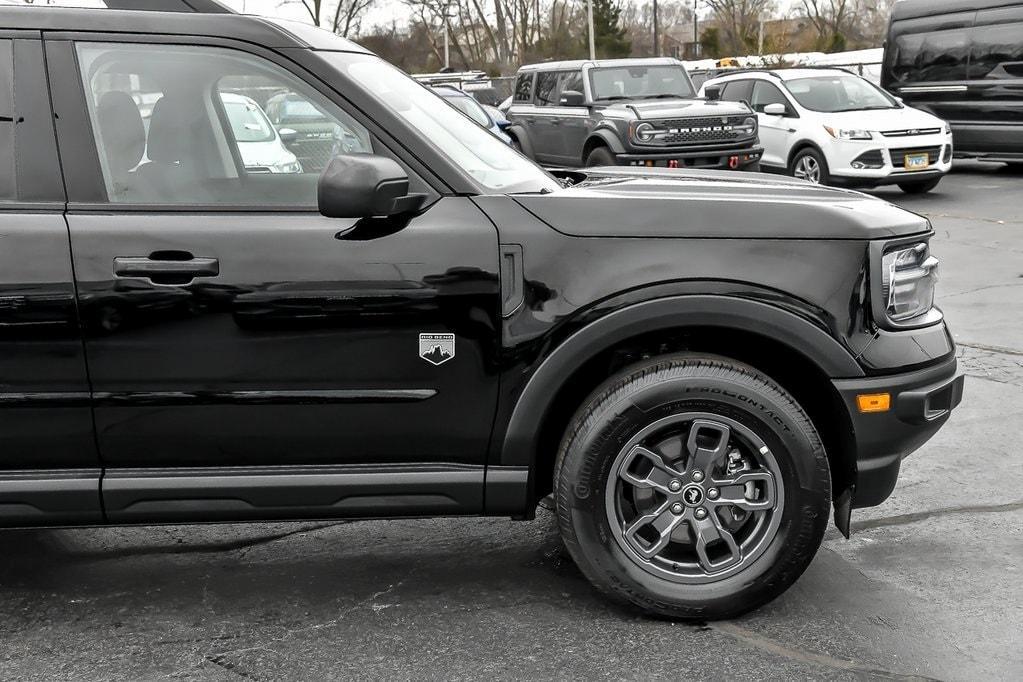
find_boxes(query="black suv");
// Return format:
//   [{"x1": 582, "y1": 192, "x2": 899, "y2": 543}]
[
  {"x1": 0, "y1": 3, "x2": 963, "y2": 619},
  {"x1": 505, "y1": 58, "x2": 763, "y2": 170}
]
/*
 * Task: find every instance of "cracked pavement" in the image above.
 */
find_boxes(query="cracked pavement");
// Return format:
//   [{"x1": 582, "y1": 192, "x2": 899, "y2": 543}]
[{"x1": 1, "y1": 163, "x2": 1021, "y2": 681}]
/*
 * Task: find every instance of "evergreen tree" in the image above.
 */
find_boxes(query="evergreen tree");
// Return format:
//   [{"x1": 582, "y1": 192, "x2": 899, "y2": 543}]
[{"x1": 588, "y1": 0, "x2": 632, "y2": 58}]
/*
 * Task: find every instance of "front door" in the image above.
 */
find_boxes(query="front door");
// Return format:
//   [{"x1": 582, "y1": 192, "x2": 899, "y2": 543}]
[
  {"x1": 47, "y1": 37, "x2": 501, "y2": 521},
  {"x1": 751, "y1": 81, "x2": 796, "y2": 169}
]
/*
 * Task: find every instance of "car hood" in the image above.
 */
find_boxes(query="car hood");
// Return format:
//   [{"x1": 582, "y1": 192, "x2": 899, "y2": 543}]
[
  {"x1": 821, "y1": 106, "x2": 944, "y2": 131},
  {"x1": 513, "y1": 168, "x2": 929, "y2": 239},
  {"x1": 238, "y1": 139, "x2": 296, "y2": 168},
  {"x1": 602, "y1": 98, "x2": 751, "y2": 120}
]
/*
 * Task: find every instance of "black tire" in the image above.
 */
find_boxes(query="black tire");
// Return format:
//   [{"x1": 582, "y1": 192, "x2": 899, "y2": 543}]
[
  {"x1": 585, "y1": 146, "x2": 617, "y2": 167},
  {"x1": 788, "y1": 147, "x2": 830, "y2": 185},
  {"x1": 554, "y1": 354, "x2": 830, "y2": 620},
  {"x1": 898, "y1": 177, "x2": 942, "y2": 194},
  {"x1": 742, "y1": 162, "x2": 762, "y2": 173}
]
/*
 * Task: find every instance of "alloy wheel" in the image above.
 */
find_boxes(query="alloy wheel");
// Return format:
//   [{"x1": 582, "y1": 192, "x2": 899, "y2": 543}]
[
  {"x1": 794, "y1": 155, "x2": 821, "y2": 183},
  {"x1": 605, "y1": 413, "x2": 784, "y2": 584}
]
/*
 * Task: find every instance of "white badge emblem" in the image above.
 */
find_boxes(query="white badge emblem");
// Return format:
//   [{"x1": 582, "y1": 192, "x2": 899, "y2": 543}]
[{"x1": 419, "y1": 333, "x2": 455, "y2": 366}]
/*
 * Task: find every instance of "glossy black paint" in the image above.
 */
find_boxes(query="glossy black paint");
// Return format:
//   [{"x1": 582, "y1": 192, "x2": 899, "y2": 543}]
[{"x1": 0, "y1": 6, "x2": 962, "y2": 529}]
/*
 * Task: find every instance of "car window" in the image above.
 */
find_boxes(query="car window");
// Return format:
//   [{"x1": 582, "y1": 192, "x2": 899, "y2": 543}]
[
  {"x1": 888, "y1": 12, "x2": 973, "y2": 83},
  {"x1": 969, "y1": 8, "x2": 1023, "y2": 79},
  {"x1": 750, "y1": 81, "x2": 789, "y2": 113},
  {"x1": 560, "y1": 70, "x2": 584, "y2": 96},
  {"x1": 75, "y1": 42, "x2": 372, "y2": 205},
  {"x1": 785, "y1": 75, "x2": 897, "y2": 112},
  {"x1": 721, "y1": 79, "x2": 753, "y2": 104},
  {"x1": 513, "y1": 72, "x2": 533, "y2": 102},
  {"x1": 442, "y1": 92, "x2": 491, "y2": 127},
  {"x1": 0, "y1": 40, "x2": 14, "y2": 201},
  {"x1": 589, "y1": 64, "x2": 695, "y2": 100},
  {"x1": 535, "y1": 71, "x2": 560, "y2": 106}
]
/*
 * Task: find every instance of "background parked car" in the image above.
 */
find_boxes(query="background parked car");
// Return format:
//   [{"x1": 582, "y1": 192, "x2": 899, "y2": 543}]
[
  {"x1": 265, "y1": 91, "x2": 342, "y2": 173},
  {"x1": 432, "y1": 85, "x2": 513, "y2": 144},
  {"x1": 218, "y1": 92, "x2": 302, "y2": 174},
  {"x1": 701, "y1": 68, "x2": 952, "y2": 192},
  {"x1": 882, "y1": 0, "x2": 1023, "y2": 168}
]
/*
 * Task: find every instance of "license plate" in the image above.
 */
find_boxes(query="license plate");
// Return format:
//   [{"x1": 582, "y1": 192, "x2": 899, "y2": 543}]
[{"x1": 904, "y1": 153, "x2": 929, "y2": 170}]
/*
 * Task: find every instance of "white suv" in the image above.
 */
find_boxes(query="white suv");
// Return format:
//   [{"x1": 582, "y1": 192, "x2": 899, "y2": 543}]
[{"x1": 700, "y1": 68, "x2": 952, "y2": 193}]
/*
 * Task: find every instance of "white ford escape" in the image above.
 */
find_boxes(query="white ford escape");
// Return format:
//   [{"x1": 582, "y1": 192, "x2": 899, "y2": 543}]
[{"x1": 700, "y1": 68, "x2": 953, "y2": 193}]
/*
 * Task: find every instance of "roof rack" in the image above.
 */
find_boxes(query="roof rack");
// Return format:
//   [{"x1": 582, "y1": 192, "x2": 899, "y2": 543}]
[
  {"x1": 103, "y1": 0, "x2": 233, "y2": 12},
  {"x1": 703, "y1": 65, "x2": 857, "y2": 78}
]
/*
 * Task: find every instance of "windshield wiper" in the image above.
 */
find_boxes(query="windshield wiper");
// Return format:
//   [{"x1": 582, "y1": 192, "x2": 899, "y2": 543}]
[
  {"x1": 833, "y1": 105, "x2": 895, "y2": 112},
  {"x1": 642, "y1": 94, "x2": 686, "y2": 99},
  {"x1": 595, "y1": 96, "x2": 629, "y2": 101}
]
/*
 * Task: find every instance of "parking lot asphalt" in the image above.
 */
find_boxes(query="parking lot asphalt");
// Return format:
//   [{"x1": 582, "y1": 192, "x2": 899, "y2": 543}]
[{"x1": 1, "y1": 163, "x2": 1021, "y2": 681}]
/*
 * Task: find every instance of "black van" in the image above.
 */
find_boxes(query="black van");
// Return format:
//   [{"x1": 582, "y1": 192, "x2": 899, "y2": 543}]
[{"x1": 882, "y1": 0, "x2": 1023, "y2": 166}]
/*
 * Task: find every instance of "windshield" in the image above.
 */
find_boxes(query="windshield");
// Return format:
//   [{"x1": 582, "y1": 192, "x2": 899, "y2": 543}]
[
  {"x1": 442, "y1": 93, "x2": 492, "y2": 127},
  {"x1": 221, "y1": 97, "x2": 276, "y2": 143},
  {"x1": 589, "y1": 65, "x2": 695, "y2": 101},
  {"x1": 785, "y1": 75, "x2": 898, "y2": 112},
  {"x1": 330, "y1": 53, "x2": 559, "y2": 194}
]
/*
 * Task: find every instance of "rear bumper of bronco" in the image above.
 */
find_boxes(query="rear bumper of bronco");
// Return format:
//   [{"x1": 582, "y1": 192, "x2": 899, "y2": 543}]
[
  {"x1": 616, "y1": 145, "x2": 763, "y2": 170},
  {"x1": 833, "y1": 355, "x2": 965, "y2": 509}
]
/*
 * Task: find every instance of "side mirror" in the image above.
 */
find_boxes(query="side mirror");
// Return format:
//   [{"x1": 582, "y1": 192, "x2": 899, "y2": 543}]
[
  {"x1": 704, "y1": 85, "x2": 721, "y2": 101},
  {"x1": 763, "y1": 103, "x2": 787, "y2": 116},
  {"x1": 318, "y1": 154, "x2": 424, "y2": 219},
  {"x1": 278, "y1": 127, "x2": 298, "y2": 144},
  {"x1": 559, "y1": 89, "x2": 585, "y2": 106}
]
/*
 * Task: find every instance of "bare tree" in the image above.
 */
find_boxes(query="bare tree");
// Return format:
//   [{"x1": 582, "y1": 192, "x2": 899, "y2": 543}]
[
  {"x1": 704, "y1": 0, "x2": 773, "y2": 57},
  {"x1": 279, "y1": 0, "x2": 378, "y2": 36}
]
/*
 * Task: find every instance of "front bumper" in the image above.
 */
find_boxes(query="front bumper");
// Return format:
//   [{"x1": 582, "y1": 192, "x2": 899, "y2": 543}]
[
  {"x1": 827, "y1": 134, "x2": 953, "y2": 187},
  {"x1": 617, "y1": 145, "x2": 763, "y2": 170},
  {"x1": 833, "y1": 355, "x2": 964, "y2": 509}
]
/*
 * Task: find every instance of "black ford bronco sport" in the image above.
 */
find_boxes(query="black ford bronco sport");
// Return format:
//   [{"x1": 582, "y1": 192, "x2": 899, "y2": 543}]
[
  {"x1": 506, "y1": 57, "x2": 763, "y2": 170},
  {"x1": 0, "y1": 2, "x2": 962, "y2": 619}
]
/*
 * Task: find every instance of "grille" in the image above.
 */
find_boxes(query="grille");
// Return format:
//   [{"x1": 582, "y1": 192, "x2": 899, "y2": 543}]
[
  {"x1": 889, "y1": 146, "x2": 942, "y2": 165},
  {"x1": 651, "y1": 115, "x2": 753, "y2": 144},
  {"x1": 287, "y1": 140, "x2": 335, "y2": 173},
  {"x1": 881, "y1": 128, "x2": 941, "y2": 137}
]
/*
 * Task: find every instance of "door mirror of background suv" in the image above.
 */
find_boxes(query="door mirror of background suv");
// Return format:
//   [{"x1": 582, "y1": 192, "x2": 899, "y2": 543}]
[
  {"x1": 704, "y1": 85, "x2": 721, "y2": 101},
  {"x1": 318, "y1": 154, "x2": 425, "y2": 219},
  {"x1": 559, "y1": 90, "x2": 585, "y2": 106},
  {"x1": 763, "y1": 102, "x2": 788, "y2": 116}
]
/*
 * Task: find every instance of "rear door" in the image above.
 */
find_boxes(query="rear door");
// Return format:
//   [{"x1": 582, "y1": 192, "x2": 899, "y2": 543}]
[
  {"x1": 46, "y1": 35, "x2": 501, "y2": 522},
  {"x1": 0, "y1": 33, "x2": 100, "y2": 525}
]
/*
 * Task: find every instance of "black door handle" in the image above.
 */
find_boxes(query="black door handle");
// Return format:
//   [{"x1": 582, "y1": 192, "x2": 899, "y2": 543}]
[{"x1": 113, "y1": 254, "x2": 219, "y2": 284}]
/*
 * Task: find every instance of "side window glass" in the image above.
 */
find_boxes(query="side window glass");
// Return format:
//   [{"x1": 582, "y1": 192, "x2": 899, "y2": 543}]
[
  {"x1": 890, "y1": 13, "x2": 973, "y2": 84},
  {"x1": 969, "y1": 9, "x2": 1023, "y2": 79},
  {"x1": 721, "y1": 80, "x2": 752, "y2": 104},
  {"x1": 513, "y1": 73, "x2": 533, "y2": 102},
  {"x1": 561, "y1": 71, "x2": 584, "y2": 97},
  {"x1": 750, "y1": 81, "x2": 788, "y2": 113},
  {"x1": 75, "y1": 42, "x2": 373, "y2": 206},
  {"x1": 0, "y1": 40, "x2": 15, "y2": 201},
  {"x1": 535, "y1": 72, "x2": 559, "y2": 106}
]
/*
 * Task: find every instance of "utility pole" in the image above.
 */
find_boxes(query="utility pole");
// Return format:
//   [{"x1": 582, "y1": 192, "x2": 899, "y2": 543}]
[
  {"x1": 444, "y1": 25, "x2": 449, "y2": 69},
  {"x1": 653, "y1": 0, "x2": 659, "y2": 57},
  {"x1": 693, "y1": 0, "x2": 699, "y2": 55},
  {"x1": 587, "y1": 0, "x2": 596, "y2": 60}
]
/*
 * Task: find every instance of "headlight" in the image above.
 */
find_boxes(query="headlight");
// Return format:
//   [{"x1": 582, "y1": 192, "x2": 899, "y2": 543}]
[
  {"x1": 272, "y1": 160, "x2": 303, "y2": 174},
  {"x1": 881, "y1": 242, "x2": 940, "y2": 323},
  {"x1": 633, "y1": 122, "x2": 656, "y2": 143},
  {"x1": 824, "y1": 126, "x2": 872, "y2": 140}
]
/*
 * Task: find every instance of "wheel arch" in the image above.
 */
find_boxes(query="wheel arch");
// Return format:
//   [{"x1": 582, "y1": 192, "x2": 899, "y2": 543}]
[
  {"x1": 582, "y1": 129, "x2": 626, "y2": 164},
  {"x1": 787, "y1": 139, "x2": 827, "y2": 170},
  {"x1": 505, "y1": 124, "x2": 536, "y2": 159},
  {"x1": 498, "y1": 294, "x2": 862, "y2": 516}
]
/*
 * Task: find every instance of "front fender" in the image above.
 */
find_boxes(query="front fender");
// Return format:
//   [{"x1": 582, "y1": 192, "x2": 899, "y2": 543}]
[
  {"x1": 498, "y1": 294, "x2": 864, "y2": 470},
  {"x1": 506, "y1": 124, "x2": 536, "y2": 160},
  {"x1": 585, "y1": 128, "x2": 627, "y2": 157}
]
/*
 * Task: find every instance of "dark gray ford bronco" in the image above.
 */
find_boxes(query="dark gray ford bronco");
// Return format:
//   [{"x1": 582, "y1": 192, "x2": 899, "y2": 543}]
[
  {"x1": 505, "y1": 57, "x2": 763, "y2": 170},
  {"x1": 0, "y1": 1, "x2": 961, "y2": 620}
]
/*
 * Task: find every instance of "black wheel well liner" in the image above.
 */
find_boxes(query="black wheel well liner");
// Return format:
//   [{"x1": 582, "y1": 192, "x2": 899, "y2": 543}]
[{"x1": 499, "y1": 295, "x2": 861, "y2": 514}]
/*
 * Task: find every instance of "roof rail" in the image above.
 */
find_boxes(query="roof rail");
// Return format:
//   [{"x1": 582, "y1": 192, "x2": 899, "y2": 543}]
[{"x1": 103, "y1": 0, "x2": 234, "y2": 12}]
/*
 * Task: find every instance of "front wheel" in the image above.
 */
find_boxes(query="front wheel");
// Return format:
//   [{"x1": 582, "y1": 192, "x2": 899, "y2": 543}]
[
  {"x1": 585, "y1": 146, "x2": 618, "y2": 167},
  {"x1": 897, "y1": 177, "x2": 942, "y2": 194},
  {"x1": 554, "y1": 354, "x2": 831, "y2": 620},
  {"x1": 789, "y1": 148, "x2": 829, "y2": 185}
]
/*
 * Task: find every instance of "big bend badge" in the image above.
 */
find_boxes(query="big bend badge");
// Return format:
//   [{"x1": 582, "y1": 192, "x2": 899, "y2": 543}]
[{"x1": 418, "y1": 333, "x2": 455, "y2": 366}]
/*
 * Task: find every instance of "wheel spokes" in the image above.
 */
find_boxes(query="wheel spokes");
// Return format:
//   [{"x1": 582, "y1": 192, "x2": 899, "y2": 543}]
[
  {"x1": 711, "y1": 470, "x2": 777, "y2": 512},
  {"x1": 691, "y1": 512, "x2": 743, "y2": 571},
  {"x1": 686, "y1": 420, "x2": 731, "y2": 475},
  {"x1": 618, "y1": 444, "x2": 683, "y2": 494},
  {"x1": 623, "y1": 502, "x2": 685, "y2": 559}
]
